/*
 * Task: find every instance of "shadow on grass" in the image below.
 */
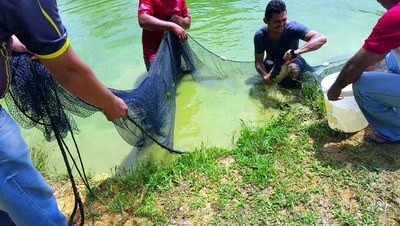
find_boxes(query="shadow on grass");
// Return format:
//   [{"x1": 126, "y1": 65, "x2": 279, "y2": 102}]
[{"x1": 305, "y1": 120, "x2": 400, "y2": 172}]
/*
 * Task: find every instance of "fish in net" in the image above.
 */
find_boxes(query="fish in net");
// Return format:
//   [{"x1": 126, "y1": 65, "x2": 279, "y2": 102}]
[
  {"x1": 6, "y1": 31, "x2": 350, "y2": 156},
  {"x1": 6, "y1": 31, "x2": 350, "y2": 225},
  {"x1": 6, "y1": 31, "x2": 349, "y2": 155}
]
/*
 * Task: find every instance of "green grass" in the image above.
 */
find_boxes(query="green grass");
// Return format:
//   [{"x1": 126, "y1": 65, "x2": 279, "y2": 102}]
[
  {"x1": 36, "y1": 83, "x2": 399, "y2": 225},
  {"x1": 80, "y1": 106, "x2": 398, "y2": 225},
  {"x1": 30, "y1": 143, "x2": 54, "y2": 176}
]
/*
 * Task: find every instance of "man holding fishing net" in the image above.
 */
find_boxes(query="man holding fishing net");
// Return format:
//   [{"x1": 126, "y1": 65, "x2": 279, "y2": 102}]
[
  {"x1": 0, "y1": 0, "x2": 128, "y2": 225},
  {"x1": 254, "y1": 0, "x2": 327, "y2": 88},
  {"x1": 328, "y1": 0, "x2": 400, "y2": 144},
  {"x1": 138, "y1": 0, "x2": 191, "y2": 71}
]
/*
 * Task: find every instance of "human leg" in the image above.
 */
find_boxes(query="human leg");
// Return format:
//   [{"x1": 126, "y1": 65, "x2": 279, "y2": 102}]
[
  {"x1": 0, "y1": 106, "x2": 67, "y2": 226},
  {"x1": 277, "y1": 60, "x2": 301, "y2": 89},
  {"x1": 295, "y1": 57, "x2": 314, "y2": 73},
  {"x1": 145, "y1": 60, "x2": 155, "y2": 72},
  {"x1": 285, "y1": 57, "x2": 311, "y2": 81},
  {"x1": 263, "y1": 59, "x2": 274, "y2": 73},
  {"x1": 353, "y1": 72, "x2": 400, "y2": 141},
  {"x1": 287, "y1": 62, "x2": 300, "y2": 80},
  {"x1": 385, "y1": 52, "x2": 400, "y2": 74},
  {"x1": 274, "y1": 57, "x2": 313, "y2": 89}
]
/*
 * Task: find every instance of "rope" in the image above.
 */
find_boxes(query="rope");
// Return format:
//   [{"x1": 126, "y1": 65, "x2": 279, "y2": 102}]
[
  {"x1": 29, "y1": 59, "x2": 87, "y2": 225},
  {"x1": 125, "y1": 116, "x2": 186, "y2": 154}
]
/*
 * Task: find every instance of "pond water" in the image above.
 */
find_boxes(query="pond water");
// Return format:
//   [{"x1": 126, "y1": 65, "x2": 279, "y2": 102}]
[{"x1": 11, "y1": 0, "x2": 383, "y2": 174}]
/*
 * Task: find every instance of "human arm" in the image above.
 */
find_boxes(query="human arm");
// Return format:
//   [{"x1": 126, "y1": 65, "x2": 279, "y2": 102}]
[
  {"x1": 328, "y1": 5, "x2": 400, "y2": 101},
  {"x1": 170, "y1": 0, "x2": 191, "y2": 30},
  {"x1": 297, "y1": 30, "x2": 327, "y2": 55},
  {"x1": 255, "y1": 52, "x2": 273, "y2": 85},
  {"x1": 170, "y1": 15, "x2": 190, "y2": 30},
  {"x1": 10, "y1": 0, "x2": 127, "y2": 120},
  {"x1": 11, "y1": 35, "x2": 39, "y2": 60},
  {"x1": 138, "y1": 14, "x2": 188, "y2": 42},
  {"x1": 254, "y1": 30, "x2": 273, "y2": 85},
  {"x1": 11, "y1": 35, "x2": 29, "y2": 53},
  {"x1": 39, "y1": 46, "x2": 128, "y2": 120},
  {"x1": 283, "y1": 30, "x2": 327, "y2": 61},
  {"x1": 327, "y1": 48, "x2": 385, "y2": 100}
]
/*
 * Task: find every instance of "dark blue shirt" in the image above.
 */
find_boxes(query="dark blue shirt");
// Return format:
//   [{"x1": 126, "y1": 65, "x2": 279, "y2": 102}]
[
  {"x1": 254, "y1": 21, "x2": 310, "y2": 61},
  {"x1": 0, "y1": 0, "x2": 69, "y2": 98}
]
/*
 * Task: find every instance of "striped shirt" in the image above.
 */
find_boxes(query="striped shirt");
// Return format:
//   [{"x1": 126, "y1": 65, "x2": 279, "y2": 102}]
[{"x1": 0, "y1": 0, "x2": 69, "y2": 98}]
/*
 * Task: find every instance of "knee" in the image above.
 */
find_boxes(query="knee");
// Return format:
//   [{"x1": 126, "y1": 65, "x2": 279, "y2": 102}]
[
  {"x1": 295, "y1": 57, "x2": 313, "y2": 72},
  {"x1": 352, "y1": 72, "x2": 369, "y2": 92},
  {"x1": 386, "y1": 52, "x2": 400, "y2": 74},
  {"x1": 352, "y1": 72, "x2": 372, "y2": 101}
]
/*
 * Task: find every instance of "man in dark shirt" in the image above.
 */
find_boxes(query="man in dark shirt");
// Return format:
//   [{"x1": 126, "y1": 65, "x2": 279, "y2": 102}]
[{"x1": 254, "y1": 0, "x2": 327, "y2": 87}]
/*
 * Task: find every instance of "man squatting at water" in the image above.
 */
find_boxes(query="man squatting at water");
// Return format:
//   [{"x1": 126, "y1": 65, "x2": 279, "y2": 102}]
[{"x1": 254, "y1": 0, "x2": 327, "y2": 88}]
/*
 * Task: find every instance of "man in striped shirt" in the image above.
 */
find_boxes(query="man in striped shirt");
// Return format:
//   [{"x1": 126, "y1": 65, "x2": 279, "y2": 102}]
[{"x1": 0, "y1": 0, "x2": 127, "y2": 224}]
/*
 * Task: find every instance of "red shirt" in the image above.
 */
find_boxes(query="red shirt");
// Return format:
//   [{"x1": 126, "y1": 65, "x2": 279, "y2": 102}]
[
  {"x1": 138, "y1": 0, "x2": 190, "y2": 62},
  {"x1": 363, "y1": 2, "x2": 400, "y2": 55}
]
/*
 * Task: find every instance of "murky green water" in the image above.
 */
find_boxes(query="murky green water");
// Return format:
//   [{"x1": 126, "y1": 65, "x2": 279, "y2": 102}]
[{"x1": 10, "y1": 0, "x2": 383, "y2": 173}]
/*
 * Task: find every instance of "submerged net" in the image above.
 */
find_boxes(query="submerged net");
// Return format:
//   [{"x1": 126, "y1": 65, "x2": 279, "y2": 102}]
[
  {"x1": 6, "y1": 31, "x2": 347, "y2": 154},
  {"x1": 6, "y1": 31, "x2": 349, "y2": 225},
  {"x1": 7, "y1": 32, "x2": 188, "y2": 154}
]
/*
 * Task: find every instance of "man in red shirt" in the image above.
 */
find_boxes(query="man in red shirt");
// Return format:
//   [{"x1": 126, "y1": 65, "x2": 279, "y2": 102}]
[
  {"x1": 138, "y1": 0, "x2": 191, "y2": 71},
  {"x1": 328, "y1": 0, "x2": 400, "y2": 143}
]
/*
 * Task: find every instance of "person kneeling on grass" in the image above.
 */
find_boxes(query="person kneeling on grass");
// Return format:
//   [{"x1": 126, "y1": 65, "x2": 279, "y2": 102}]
[{"x1": 328, "y1": 0, "x2": 400, "y2": 144}]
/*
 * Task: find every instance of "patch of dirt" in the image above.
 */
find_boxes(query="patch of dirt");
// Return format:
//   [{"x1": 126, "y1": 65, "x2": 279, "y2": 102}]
[
  {"x1": 218, "y1": 156, "x2": 235, "y2": 167},
  {"x1": 53, "y1": 127, "x2": 400, "y2": 225}
]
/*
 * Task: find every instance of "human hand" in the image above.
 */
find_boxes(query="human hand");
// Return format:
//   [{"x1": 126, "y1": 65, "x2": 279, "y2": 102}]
[
  {"x1": 11, "y1": 35, "x2": 38, "y2": 59},
  {"x1": 327, "y1": 83, "x2": 344, "y2": 101},
  {"x1": 262, "y1": 74, "x2": 273, "y2": 85},
  {"x1": 170, "y1": 15, "x2": 183, "y2": 26},
  {"x1": 11, "y1": 35, "x2": 29, "y2": 53},
  {"x1": 102, "y1": 97, "x2": 128, "y2": 121},
  {"x1": 283, "y1": 49, "x2": 298, "y2": 62},
  {"x1": 171, "y1": 24, "x2": 188, "y2": 43}
]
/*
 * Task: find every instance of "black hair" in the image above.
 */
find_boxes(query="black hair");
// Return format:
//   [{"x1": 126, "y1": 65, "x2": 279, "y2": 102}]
[{"x1": 264, "y1": 0, "x2": 286, "y2": 20}]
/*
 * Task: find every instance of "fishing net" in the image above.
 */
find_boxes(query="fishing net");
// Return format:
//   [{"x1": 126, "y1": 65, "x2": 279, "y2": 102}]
[
  {"x1": 5, "y1": 31, "x2": 349, "y2": 225},
  {"x1": 6, "y1": 31, "x2": 347, "y2": 154}
]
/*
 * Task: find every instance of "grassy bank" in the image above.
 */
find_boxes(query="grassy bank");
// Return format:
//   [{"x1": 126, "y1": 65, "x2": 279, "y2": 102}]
[{"x1": 33, "y1": 82, "x2": 399, "y2": 225}]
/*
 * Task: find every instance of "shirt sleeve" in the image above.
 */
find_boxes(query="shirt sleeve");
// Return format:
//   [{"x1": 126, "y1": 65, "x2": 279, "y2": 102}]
[
  {"x1": 288, "y1": 21, "x2": 310, "y2": 40},
  {"x1": 254, "y1": 30, "x2": 264, "y2": 54},
  {"x1": 138, "y1": 0, "x2": 154, "y2": 16},
  {"x1": 13, "y1": 0, "x2": 69, "y2": 59},
  {"x1": 181, "y1": 1, "x2": 191, "y2": 18},
  {"x1": 363, "y1": 9, "x2": 400, "y2": 55}
]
